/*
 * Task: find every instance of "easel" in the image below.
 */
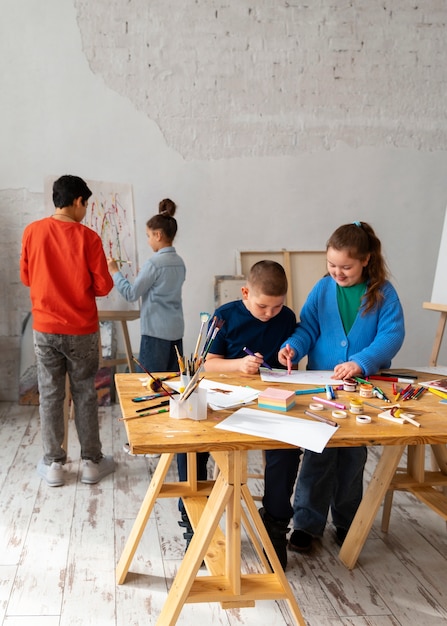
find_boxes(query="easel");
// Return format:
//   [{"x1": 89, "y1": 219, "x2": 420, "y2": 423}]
[
  {"x1": 422, "y1": 302, "x2": 447, "y2": 367},
  {"x1": 381, "y1": 303, "x2": 447, "y2": 530},
  {"x1": 98, "y1": 310, "x2": 140, "y2": 372},
  {"x1": 62, "y1": 310, "x2": 140, "y2": 452}
]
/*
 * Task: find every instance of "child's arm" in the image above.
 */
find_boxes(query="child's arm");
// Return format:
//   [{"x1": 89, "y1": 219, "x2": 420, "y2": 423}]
[
  {"x1": 332, "y1": 361, "x2": 363, "y2": 380},
  {"x1": 205, "y1": 352, "x2": 264, "y2": 374},
  {"x1": 278, "y1": 344, "x2": 296, "y2": 367}
]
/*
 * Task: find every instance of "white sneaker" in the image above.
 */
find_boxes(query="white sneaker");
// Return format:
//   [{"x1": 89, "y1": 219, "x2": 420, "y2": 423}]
[
  {"x1": 81, "y1": 455, "x2": 115, "y2": 484},
  {"x1": 123, "y1": 442, "x2": 160, "y2": 459},
  {"x1": 37, "y1": 459, "x2": 65, "y2": 487}
]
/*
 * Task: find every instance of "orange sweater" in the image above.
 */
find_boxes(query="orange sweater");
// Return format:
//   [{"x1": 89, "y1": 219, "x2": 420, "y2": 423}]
[{"x1": 20, "y1": 217, "x2": 113, "y2": 335}]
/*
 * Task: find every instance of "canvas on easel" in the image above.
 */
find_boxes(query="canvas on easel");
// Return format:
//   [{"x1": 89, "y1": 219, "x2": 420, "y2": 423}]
[{"x1": 423, "y1": 205, "x2": 447, "y2": 366}]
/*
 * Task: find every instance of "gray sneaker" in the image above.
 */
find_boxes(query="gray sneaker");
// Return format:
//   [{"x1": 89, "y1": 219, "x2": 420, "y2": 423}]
[
  {"x1": 123, "y1": 442, "x2": 160, "y2": 459},
  {"x1": 37, "y1": 459, "x2": 65, "y2": 487},
  {"x1": 81, "y1": 455, "x2": 115, "y2": 484}
]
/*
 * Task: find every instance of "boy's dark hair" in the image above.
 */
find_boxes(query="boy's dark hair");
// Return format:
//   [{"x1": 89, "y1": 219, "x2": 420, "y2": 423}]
[
  {"x1": 147, "y1": 198, "x2": 178, "y2": 241},
  {"x1": 247, "y1": 260, "x2": 288, "y2": 296},
  {"x1": 53, "y1": 175, "x2": 92, "y2": 208}
]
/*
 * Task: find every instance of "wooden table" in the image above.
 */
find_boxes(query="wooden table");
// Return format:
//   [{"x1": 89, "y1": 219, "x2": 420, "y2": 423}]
[{"x1": 114, "y1": 371, "x2": 447, "y2": 624}]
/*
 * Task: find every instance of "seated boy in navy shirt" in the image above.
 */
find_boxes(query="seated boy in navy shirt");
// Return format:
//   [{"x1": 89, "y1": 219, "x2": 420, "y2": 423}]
[{"x1": 177, "y1": 260, "x2": 301, "y2": 569}]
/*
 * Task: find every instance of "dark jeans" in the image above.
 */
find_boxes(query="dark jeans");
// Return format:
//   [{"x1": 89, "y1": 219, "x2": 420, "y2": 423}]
[
  {"x1": 176, "y1": 452, "x2": 210, "y2": 514},
  {"x1": 263, "y1": 448, "x2": 302, "y2": 521},
  {"x1": 138, "y1": 335, "x2": 183, "y2": 373},
  {"x1": 293, "y1": 446, "x2": 368, "y2": 535}
]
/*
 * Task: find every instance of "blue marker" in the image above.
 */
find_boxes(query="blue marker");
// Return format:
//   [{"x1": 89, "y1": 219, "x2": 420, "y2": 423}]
[{"x1": 295, "y1": 387, "x2": 327, "y2": 396}]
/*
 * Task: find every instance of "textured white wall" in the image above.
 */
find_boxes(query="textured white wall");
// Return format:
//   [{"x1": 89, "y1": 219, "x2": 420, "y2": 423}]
[{"x1": 1, "y1": 0, "x2": 447, "y2": 400}]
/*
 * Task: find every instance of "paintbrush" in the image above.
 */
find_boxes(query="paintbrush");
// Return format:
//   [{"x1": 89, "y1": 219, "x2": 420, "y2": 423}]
[
  {"x1": 132, "y1": 356, "x2": 175, "y2": 397},
  {"x1": 193, "y1": 312, "x2": 210, "y2": 359}
]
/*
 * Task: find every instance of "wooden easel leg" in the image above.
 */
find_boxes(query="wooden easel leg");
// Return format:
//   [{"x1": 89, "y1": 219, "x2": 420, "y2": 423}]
[{"x1": 429, "y1": 311, "x2": 447, "y2": 367}]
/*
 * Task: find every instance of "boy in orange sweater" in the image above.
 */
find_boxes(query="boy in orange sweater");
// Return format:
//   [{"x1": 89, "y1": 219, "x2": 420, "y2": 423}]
[{"x1": 20, "y1": 174, "x2": 115, "y2": 487}]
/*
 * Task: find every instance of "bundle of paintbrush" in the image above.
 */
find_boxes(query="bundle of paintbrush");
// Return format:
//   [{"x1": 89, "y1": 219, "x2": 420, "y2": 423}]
[
  {"x1": 178, "y1": 368, "x2": 204, "y2": 403},
  {"x1": 175, "y1": 314, "x2": 225, "y2": 378},
  {"x1": 174, "y1": 314, "x2": 225, "y2": 403}
]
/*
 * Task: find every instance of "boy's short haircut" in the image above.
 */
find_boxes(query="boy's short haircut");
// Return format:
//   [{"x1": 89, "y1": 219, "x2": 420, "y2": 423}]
[
  {"x1": 52, "y1": 175, "x2": 92, "y2": 208},
  {"x1": 247, "y1": 260, "x2": 288, "y2": 296}
]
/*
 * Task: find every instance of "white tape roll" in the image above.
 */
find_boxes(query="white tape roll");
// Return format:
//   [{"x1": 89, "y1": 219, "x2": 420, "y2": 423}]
[
  {"x1": 356, "y1": 414, "x2": 371, "y2": 424},
  {"x1": 332, "y1": 410, "x2": 348, "y2": 418},
  {"x1": 309, "y1": 402, "x2": 324, "y2": 411}
]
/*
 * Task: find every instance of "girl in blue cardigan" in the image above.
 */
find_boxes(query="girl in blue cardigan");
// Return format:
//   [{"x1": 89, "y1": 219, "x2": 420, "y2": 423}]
[{"x1": 278, "y1": 221, "x2": 405, "y2": 553}]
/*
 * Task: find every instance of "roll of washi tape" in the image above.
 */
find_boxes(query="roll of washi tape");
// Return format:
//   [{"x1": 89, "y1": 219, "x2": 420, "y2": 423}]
[
  {"x1": 356, "y1": 414, "x2": 371, "y2": 424},
  {"x1": 343, "y1": 378, "x2": 357, "y2": 392},
  {"x1": 359, "y1": 383, "x2": 374, "y2": 398},
  {"x1": 309, "y1": 402, "x2": 324, "y2": 411},
  {"x1": 332, "y1": 409, "x2": 348, "y2": 418}
]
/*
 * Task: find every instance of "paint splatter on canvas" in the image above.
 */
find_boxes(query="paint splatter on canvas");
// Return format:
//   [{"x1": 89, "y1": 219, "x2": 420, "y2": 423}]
[
  {"x1": 83, "y1": 181, "x2": 138, "y2": 311},
  {"x1": 44, "y1": 176, "x2": 138, "y2": 310}
]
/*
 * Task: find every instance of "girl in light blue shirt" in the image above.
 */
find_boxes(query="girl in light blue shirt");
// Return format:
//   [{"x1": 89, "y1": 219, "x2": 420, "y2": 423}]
[{"x1": 108, "y1": 198, "x2": 185, "y2": 373}]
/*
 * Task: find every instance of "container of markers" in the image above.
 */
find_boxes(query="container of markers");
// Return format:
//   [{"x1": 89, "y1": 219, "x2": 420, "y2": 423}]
[{"x1": 170, "y1": 386, "x2": 207, "y2": 421}]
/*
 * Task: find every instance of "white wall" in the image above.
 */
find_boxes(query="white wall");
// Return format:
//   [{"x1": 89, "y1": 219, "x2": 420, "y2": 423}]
[{"x1": 2, "y1": 0, "x2": 447, "y2": 400}]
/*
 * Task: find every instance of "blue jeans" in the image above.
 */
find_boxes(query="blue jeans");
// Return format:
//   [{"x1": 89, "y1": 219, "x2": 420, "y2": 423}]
[
  {"x1": 138, "y1": 335, "x2": 183, "y2": 373},
  {"x1": 292, "y1": 447, "x2": 367, "y2": 535},
  {"x1": 34, "y1": 331, "x2": 103, "y2": 465}
]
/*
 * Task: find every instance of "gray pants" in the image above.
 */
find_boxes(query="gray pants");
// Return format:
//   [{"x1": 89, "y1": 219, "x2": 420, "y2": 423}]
[{"x1": 33, "y1": 331, "x2": 103, "y2": 464}]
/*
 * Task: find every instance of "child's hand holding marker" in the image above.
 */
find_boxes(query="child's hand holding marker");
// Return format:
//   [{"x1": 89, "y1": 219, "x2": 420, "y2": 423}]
[
  {"x1": 242, "y1": 347, "x2": 272, "y2": 374},
  {"x1": 286, "y1": 343, "x2": 292, "y2": 375},
  {"x1": 278, "y1": 343, "x2": 295, "y2": 369}
]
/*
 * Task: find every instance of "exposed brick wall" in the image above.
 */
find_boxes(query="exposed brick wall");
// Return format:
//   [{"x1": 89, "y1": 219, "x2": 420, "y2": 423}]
[
  {"x1": 0, "y1": 190, "x2": 44, "y2": 401},
  {"x1": 74, "y1": 0, "x2": 447, "y2": 159}
]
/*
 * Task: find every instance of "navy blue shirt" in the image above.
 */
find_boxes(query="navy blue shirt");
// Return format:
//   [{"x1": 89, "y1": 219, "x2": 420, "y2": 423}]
[{"x1": 208, "y1": 300, "x2": 297, "y2": 369}]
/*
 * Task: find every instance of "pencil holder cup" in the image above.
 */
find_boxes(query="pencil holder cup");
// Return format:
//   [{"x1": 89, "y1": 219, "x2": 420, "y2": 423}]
[{"x1": 170, "y1": 387, "x2": 207, "y2": 421}]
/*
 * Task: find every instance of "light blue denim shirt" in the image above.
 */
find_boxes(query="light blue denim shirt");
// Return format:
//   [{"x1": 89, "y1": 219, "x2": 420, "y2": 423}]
[{"x1": 113, "y1": 246, "x2": 185, "y2": 340}]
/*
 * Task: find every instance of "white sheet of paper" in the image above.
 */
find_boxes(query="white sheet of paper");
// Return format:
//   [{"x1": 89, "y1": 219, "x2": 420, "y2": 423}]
[
  {"x1": 215, "y1": 407, "x2": 338, "y2": 453},
  {"x1": 200, "y1": 379, "x2": 259, "y2": 409},
  {"x1": 260, "y1": 368, "x2": 343, "y2": 386},
  {"x1": 168, "y1": 379, "x2": 259, "y2": 409}
]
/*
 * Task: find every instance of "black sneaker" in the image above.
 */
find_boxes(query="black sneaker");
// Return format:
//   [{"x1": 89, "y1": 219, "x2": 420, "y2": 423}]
[
  {"x1": 259, "y1": 507, "x2": 289, "y2": 570},
  {"x1": 178, "y1": 513, "x2": 194, "y2": 551},
  {"x1": 335, "y1": 527, "x2": 348, "y2": 545},
  {"x1": 288, "y1": 529, "x2": 313, "y2": 553}
]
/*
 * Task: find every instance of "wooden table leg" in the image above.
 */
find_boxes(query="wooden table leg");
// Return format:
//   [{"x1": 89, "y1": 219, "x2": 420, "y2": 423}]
[
  {"x1": 156, "y1": 471, "x2": 233, "y2": 625},
  {"x1": 156, "y1": 450, "x2": 306, "y2": 626},
  {"x1": 116, "y1": 453, "x2": 174, "y2": 584},
  {"x1": 241, "y1": 484, "x2": 306, "y2": 624},
  {"x1": 339, "y1": 445, "x2": 405, "y2": 569}
]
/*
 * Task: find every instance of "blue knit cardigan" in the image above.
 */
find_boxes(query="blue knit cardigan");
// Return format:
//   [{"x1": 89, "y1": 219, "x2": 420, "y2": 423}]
[{"x1": 281, "y1": 275, "x2": 405, "y2": 376}]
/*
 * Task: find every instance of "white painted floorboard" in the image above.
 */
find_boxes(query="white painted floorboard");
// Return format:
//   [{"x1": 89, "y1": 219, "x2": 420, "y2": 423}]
[{"x1": 1, "y1": 402, "x2": 447, "y2": 625}]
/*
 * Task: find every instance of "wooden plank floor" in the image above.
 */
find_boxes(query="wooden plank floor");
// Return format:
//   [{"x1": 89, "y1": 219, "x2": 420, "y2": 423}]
[{"x1": 1, "y1": 401, "x2": 447, "y2": 626}]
